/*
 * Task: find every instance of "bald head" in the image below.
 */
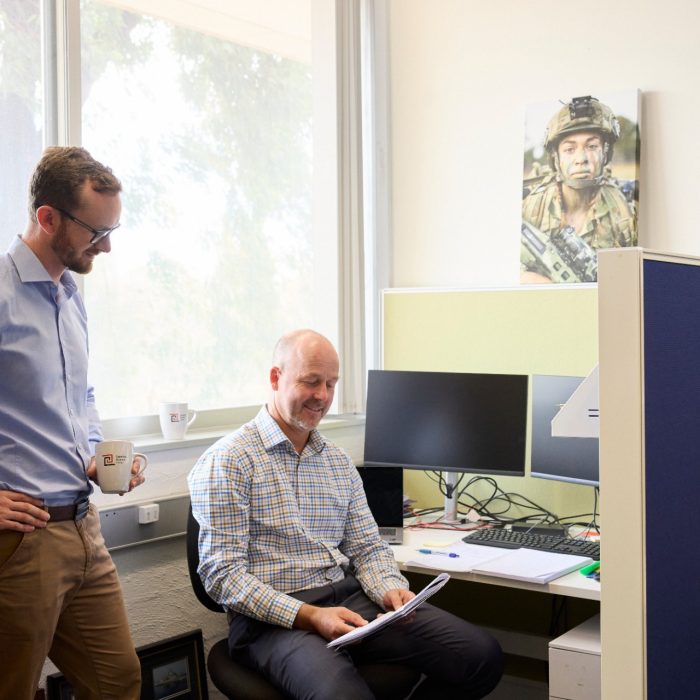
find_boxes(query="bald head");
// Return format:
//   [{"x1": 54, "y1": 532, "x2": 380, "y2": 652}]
[
  {"x1": 268, "y1": 329, "x2": 339, "y2": 452},
  {"x1": 272, "y1": 329, "x2": 338, "y2": 371}
]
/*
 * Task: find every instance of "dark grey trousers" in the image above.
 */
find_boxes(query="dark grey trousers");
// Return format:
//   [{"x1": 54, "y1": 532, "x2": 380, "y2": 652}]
[{"x1": 228, "y1": 575, "x2": 503, "y2": 700}]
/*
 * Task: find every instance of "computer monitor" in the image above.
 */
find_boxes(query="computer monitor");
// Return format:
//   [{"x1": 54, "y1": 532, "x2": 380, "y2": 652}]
[
  {"x1": 530, "y1": 374, "x2": 599, "y2": 487},
  {"x1": 363, "y1": 370, "x2": 528, "y2": 521},
  {"x1": 356, "y1": 466, "x2": 404, "y2": 544}
]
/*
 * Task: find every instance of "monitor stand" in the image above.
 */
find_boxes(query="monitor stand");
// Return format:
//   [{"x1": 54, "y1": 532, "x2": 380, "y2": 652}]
[{"x1": 443, "y1": 471, "x2": 461, "y2": 524}]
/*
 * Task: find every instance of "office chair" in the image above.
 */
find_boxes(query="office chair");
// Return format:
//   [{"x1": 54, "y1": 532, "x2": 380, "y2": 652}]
[{"x1": 186, "y1": 505, "x2": 421, "y2": 699}]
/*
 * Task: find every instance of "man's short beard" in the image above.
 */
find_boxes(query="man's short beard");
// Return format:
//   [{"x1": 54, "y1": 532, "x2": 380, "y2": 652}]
[
  {"x1": 290, "y1": 414, "x2": 320, "y2": 432},
  {"x1": 51, "y1": 222, "x2": 93, "y2": 274}
]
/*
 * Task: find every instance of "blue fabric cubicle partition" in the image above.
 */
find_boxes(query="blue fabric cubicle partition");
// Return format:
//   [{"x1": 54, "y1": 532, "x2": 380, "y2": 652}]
[{"x1": 643, "y1": 259, "x2": 700, "y2": 698}]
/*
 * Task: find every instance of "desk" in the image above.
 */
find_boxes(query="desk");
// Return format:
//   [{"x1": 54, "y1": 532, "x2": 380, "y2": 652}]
[
  {"x1": 392, "y1": 527, "x2": 600, "y2": 601},
  {"x1": 393, "y1": 527, "x2": 601, "y2": 698}
]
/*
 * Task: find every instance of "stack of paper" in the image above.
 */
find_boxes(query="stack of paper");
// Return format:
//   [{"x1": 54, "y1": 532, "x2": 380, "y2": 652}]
[
  {"x1": 406, "y1": 541, "x2": 592, "y2": 584},
  {"x1": 327, "y1": 572, "x2": 450, "y2": 649},
  {"x1": 470, "y1": 547, "x2": 592, "y2": 584}
]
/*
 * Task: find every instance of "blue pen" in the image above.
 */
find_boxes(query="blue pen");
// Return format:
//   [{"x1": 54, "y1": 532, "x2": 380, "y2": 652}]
[{"x1": 418, "y1": 548, "x2": 459, "y2": 558}]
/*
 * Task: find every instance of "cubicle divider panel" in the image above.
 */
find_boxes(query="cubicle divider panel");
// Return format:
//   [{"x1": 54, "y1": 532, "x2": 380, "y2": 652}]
[
  {"x1": 598, "y1": 249, "x2": 646, "y2": 700},
  {"x1": 599, "y1": 248, "x2": 700, "y2": 698},
  {"x1": 642, "y1": 258, "x2": 700, "y2": 699},
  {"x1": 382, "y1": 286, "x2": 598, "y2": 378},
  {"x1": 381, "y1": 286, "x2": 599, "y2": 515}
]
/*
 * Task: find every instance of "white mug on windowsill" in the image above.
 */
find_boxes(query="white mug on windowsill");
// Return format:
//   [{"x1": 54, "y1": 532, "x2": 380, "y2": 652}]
[{"x1": 159, "y1": 402, "x2": 197, "y2": 440}]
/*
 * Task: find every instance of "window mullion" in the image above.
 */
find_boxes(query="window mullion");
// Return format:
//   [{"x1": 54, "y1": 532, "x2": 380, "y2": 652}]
[{"x1": 52, "y1": 0, "x2": 81, "y2": 147}]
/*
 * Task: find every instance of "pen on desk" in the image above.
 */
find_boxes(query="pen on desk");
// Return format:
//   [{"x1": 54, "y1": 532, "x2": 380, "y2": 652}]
[{"x1": 418, "y1": 548, "x2": 460, "y2": 558}]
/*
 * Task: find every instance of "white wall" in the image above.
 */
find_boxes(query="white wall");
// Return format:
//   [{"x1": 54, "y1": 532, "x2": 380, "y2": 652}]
[{"x1": 388, "y1": 0, "x2": 700, "y2": 287}]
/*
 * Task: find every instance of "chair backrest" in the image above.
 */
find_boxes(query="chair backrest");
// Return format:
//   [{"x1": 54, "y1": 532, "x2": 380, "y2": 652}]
[{"x1": 186, "y1": 503, "x2": 225, "y2": 613}]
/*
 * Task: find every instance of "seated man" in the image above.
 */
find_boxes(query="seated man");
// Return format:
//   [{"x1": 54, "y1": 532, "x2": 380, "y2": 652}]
[{"x1": 188, "y1": 329, "x2": 503, "y2": 699}]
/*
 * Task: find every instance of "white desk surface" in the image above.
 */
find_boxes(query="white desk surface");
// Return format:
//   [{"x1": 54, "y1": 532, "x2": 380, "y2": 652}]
[{"x1": 392, "y1": 526, "x2": 600, "y2": 602}]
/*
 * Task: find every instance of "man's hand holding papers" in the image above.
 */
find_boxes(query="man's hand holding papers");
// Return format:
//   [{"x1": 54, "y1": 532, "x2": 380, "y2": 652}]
[{"x1": 326, "y1": 573, "x2": 450, "y2": 649}]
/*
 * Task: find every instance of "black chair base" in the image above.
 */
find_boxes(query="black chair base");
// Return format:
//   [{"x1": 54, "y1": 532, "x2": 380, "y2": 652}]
[
  {"x1": 207, "y1": 637, "x2": 420, "y2": 700},
  {"x1": 208, "y1": 638, "x2": 286, "y2": 699}
]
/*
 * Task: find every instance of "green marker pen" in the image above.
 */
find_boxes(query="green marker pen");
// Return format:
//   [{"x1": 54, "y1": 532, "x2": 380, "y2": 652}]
[{"x1": 579, "y1": 560, "x2": 600, "y2": 577}]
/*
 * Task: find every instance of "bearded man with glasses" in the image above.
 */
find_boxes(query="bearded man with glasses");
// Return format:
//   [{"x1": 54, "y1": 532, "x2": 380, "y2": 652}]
[{"x1": 0, "y1": 147, "x2": 143, "y2": 699}]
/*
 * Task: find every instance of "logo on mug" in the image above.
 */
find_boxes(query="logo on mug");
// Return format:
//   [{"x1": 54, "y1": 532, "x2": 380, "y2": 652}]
[
  {"x1": 169, "y1": 412, "x2": 181, "y2": 423},
  {"x1": 103, "y1": 453, "x2": 115, "y2": 466}
]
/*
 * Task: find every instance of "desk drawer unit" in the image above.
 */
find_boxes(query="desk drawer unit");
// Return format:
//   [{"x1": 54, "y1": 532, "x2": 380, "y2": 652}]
[{"x1": 548, "y1": 615, "x2": 600, "y2": 700}]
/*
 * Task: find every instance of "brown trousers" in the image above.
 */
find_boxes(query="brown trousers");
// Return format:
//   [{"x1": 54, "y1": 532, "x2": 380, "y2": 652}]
[{"x1": 0, "y1": 505, "x2": 140, "y2": 700}]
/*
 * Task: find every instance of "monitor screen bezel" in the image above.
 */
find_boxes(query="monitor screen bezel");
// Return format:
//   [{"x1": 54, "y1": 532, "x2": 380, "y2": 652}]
[{"x1": 362, "y1": 369, "x2": 528, "y2": 478}]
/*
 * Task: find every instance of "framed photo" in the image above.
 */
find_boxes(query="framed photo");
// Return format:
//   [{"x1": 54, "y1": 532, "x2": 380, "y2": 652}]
[
  {"x1": 521, "y1": 90, "x2": 641, "y2": 284},
  {"x1": 46, "y1": 673, "x2": 75, "y2": 700},
  {"x1": 139, "y1": 630, "x2": 208, "y2": 700},
  {"x1": 46, "y1": 629, "x2": 208, "y2": 700}
]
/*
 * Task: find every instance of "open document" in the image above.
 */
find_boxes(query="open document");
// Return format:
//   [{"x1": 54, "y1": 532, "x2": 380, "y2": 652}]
[{"x1": 327, "y1": 572, "x2": 450, "y2": 649}]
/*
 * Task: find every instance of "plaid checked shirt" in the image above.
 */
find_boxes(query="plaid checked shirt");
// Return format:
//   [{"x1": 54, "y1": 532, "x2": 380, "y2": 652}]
[{"x1": 188, "y1": 406, "x2": 408, "y2": 629}]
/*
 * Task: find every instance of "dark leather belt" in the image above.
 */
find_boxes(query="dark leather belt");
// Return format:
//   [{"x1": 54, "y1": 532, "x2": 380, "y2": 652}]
[{"x1": 46, "y1": 497, "x2": 90, "y2": 522}]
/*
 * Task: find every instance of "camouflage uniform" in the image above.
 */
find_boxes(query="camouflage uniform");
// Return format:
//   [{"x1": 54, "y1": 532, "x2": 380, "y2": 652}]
[
  {"x1": 521, "y1": 173, "x2": 637, "y2": 279},
  {"x1": 521, "y1": 95, "x2": 638, "y2": 282}
]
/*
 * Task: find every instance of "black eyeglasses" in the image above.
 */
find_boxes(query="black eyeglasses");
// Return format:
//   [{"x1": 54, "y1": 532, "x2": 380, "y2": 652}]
[{"x1": 53, "y1": 206, "x2": 121, "y2": 244}]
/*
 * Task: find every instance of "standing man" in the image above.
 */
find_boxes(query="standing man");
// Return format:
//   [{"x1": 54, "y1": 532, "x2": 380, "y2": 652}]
[
  {"x1": 521, "y1": 95, "x2": 637, "y2": 283},
  {"x1": 189, "y1": 329, "x2": 503, "y2": 700},
  {"x1": 0, "y1": 147, "x2": 143, "y2": 699}
]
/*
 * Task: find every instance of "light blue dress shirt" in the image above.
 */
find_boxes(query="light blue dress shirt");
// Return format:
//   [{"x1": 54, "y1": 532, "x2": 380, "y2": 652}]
[{"x1": 0, "y1": 236, "x2": 101, "y2": 505}]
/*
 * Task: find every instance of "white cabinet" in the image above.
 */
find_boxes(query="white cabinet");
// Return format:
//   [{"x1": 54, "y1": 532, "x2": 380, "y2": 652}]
[{"x1": 548, "y1": 615, "x2": 600, "y2": 700}]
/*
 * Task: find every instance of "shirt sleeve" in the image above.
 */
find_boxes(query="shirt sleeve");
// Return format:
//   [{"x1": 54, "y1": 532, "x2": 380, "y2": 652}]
[
  {"x1": 188, "y1": 444, "x2": 304, "y2": 628},
  {"x1": 86, "y1": 382, "x2": 103, "y2": 454},
  {"x1": 340, "y1": 464, "x2": 408, "y2": 607}
]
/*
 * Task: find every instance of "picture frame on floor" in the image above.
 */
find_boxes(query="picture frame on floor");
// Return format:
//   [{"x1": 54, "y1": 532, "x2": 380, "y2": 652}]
[
  {"x1": 46, "y1": 629, "x2": 208, "y2": 700},
  {"x1": 45, "y1": 674, "x2": 75, "y2": 700},
  {"x1": 139, "y1": 629, "x2": 208, "y2": 700}
]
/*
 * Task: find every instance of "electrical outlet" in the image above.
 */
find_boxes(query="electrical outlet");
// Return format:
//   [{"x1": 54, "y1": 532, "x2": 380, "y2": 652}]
[{"x1": 138, "y1": 503, "x2": 159, "y2": 524}]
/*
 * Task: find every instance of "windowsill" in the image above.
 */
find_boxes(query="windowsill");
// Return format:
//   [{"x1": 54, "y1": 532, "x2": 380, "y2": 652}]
[
  {"x1": 131, "y1": 427, "x2": 235, "y2": 454},
  {"x1": 128, "y1": 413, "x2": 366, "y2": 455}
]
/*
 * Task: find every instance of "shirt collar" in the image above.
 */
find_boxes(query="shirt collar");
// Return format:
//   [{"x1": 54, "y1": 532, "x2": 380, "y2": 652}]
[
  {"x1": 254, "y1": 405, "x2": 326, "y2": 455},
  {"x1": 8, "y1": 235, "x2": 78, "y2": 297}
]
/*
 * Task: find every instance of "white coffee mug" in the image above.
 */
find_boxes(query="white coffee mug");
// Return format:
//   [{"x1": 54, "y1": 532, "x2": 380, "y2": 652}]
[
  {"x1": 159, "y1": 402, "x2": 197, "y2": 440},
  {"x1": 95, "y1": 440, "x2": 148, "y2": 494}
]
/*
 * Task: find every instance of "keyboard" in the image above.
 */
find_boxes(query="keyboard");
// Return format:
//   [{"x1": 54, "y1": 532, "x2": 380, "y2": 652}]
[{"x1": 464, "y1": 528, "x2": 600, "y2": 560}]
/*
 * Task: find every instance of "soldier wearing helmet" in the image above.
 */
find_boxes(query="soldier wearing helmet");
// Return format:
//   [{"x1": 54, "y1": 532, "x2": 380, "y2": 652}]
[{"x1": 521, "y1": 96, "x2": 637, "y2": 283}]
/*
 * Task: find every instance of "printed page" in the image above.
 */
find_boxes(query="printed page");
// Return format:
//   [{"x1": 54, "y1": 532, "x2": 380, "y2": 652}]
[
  {"x1": 405, "y1": 540, "x2": 510, "y2": 573},
  {"x1": 327, "y1": 572, "x2": 450, "y2": 649}
]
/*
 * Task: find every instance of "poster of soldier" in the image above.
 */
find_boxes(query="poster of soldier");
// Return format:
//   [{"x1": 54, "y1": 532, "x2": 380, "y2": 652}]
[{"x1": 521, "y1": 90, "x2": 640, "y2": 284}]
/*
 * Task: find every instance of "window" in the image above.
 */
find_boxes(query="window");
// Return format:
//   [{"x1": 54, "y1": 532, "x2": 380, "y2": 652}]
[
  {"x1": 1, "y1": 0, "x2": 370, "y2": 427},
  {"x1": 0, "y1": 0, "x2": 45, "y2": 248},
  {"x1": 80, "y1": 0, "x2": 338, "y2": 420}
]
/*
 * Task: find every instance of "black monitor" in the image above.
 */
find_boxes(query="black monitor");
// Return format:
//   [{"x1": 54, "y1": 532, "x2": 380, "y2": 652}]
[
  {"x1": 530, "y1": 374, "x2": 599, "y2": 487},
  {"x1": 356, "y1": 466, "x2": 404, "y2": 544},
  {"x1": 363, "y1": 370, "x2": 528, "y2": 520}
]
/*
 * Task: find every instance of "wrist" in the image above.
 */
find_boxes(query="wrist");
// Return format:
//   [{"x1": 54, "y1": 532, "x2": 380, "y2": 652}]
[{"x1": 293, "y1": 603, "x2": 318, "y2": 631}]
